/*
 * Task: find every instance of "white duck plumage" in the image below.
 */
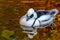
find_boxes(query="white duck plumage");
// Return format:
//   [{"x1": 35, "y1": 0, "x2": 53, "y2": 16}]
[
  {"x1": 20, "y1": 8, "x2": 37, "y2": 27},
  {"x1": 19, "y1": 8, "x2": 59, "y2": 39}
]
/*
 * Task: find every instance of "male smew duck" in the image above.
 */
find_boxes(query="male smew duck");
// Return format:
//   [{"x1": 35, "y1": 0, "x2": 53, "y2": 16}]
[{"x1": 19, "y1": 8, "x2": 59, "y2": 39}]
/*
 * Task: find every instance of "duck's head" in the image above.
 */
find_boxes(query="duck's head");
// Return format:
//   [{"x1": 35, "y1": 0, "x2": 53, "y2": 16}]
[{"x1": 26, "y1": 8, "x2": 37, "y2": 21}]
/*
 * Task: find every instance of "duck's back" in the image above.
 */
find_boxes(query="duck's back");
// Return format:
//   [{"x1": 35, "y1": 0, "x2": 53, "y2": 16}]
[{"x1": 36, "y1": 11, "x2": 48, "y2": 19}]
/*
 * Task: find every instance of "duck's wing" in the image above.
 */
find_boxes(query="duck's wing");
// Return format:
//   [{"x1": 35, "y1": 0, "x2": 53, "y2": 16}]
[
  {"x1": 38, "y1": 15, "x2": 51, "y2": 21},
  {"x1": 38, "y1": 15, "x2": 55, "y2": 25}
]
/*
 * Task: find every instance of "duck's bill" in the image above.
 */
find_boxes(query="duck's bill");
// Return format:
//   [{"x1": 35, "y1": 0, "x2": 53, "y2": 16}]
[{"x1": 26, "y1": 17, "x2": 31, "y2": 21}]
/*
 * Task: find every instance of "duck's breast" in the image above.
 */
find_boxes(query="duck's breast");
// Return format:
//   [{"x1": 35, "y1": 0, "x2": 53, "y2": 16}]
[{"x1": 33, "y1": 20, "x2": 40, "y2": 27}]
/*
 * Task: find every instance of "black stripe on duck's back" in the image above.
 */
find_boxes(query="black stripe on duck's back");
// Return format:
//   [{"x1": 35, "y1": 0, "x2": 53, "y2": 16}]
[{"x1": 36, "y1": 11, "x2": 48, "y2": 18}]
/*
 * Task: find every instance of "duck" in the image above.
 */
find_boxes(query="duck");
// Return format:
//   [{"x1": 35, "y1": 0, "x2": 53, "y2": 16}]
[{"x1": 19, "y1": 8, "x2": 59, "y2": 39}]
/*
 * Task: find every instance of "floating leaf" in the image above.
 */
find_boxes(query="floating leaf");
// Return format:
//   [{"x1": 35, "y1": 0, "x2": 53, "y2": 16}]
[
  {"x1": 1, "y1": 30, "x2": 14, "y2": 39},
  {"x1": 58, "y1": 18, "x2": 60, "y2": 21}
]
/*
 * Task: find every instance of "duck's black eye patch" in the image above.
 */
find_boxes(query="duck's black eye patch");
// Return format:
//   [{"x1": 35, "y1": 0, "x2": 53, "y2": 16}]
[
  {"x1": 26, "y1": 14, "x2": 34, "y2": 21},
  {"x1": 30, "y1": 14, "x2": 34, "y2": 18}
]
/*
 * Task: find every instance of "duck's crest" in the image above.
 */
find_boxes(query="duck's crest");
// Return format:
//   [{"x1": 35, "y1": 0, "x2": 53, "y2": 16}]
[{"x1": 27, "y1": 8, "x2": 35, "y2": 15}]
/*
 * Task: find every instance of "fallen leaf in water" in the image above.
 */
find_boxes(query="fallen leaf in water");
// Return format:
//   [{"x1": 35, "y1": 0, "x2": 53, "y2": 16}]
[{"x1": 1, "y1": 30, "x2": 14, "y2": 39}]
